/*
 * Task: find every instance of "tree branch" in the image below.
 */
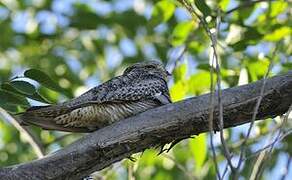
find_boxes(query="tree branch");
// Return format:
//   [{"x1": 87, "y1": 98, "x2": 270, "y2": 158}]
[{"x1": 0, "y1": 71, "x2": 291, "y2": 180}]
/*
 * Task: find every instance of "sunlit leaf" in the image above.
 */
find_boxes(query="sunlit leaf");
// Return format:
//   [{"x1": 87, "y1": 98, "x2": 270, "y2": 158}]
[
  {"x1": 188, "y1": 71, "x2": 214, "y2": 95},
  {"x1": 171, "y1": 21, "x2": 194, "y2": 46},
  {"x1": 0, "y1": 121, "x2": 15, "y2": 142},
  {"x1": 219, "y1": 0, "x2": 230, "y2": 11},
  {"x1": 173, "y1": 63, "x2": 187, "y2": 82},
  {"x1": 264, "y1": 27, "x2": 291, "y2": 42},
  {"x1": 38, "y1": 86, "x2": 60, "y2": 104},
  {"x1": 150, "y1": 0, "x2": 175, "y2": 27},
  {"x1": 246, "y1": 59, "x2": 270, "y2": 81},
  {"x1": 170, "y1": 81, "x2": 187, "y2": 102},
  {"x1": 189, "y1": 133, "x2": 207, "y2": 171},
  {"x1": 138, "y1": 149, "x2": 163, "y2": 167},
  {"x1": 188, "y1": 41, "x2": 204, "y2": 54},
  {"x1": 270, "y1": 0, "x2": 288, "y2": 17}
]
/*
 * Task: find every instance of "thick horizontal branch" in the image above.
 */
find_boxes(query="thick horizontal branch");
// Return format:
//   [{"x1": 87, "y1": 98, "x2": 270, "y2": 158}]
[{"x1": 1, "y1": 71, "x2": 291, "y2": 180}]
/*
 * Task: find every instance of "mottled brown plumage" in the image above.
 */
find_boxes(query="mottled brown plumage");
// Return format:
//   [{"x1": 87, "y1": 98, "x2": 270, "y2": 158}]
[{"x1": 18, "y1": 61, "x2": 171, "y2": 132}]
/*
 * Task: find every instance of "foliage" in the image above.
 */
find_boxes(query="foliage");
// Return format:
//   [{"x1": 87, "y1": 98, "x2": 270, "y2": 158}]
[{"x1": 0, "y1": 0, "x2": 291, "y2": 179}]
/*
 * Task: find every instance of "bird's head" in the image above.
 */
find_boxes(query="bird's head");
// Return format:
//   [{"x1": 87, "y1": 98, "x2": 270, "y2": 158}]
[{"x1": 123, "y1": 61, "x2": 171, "y2": 80}]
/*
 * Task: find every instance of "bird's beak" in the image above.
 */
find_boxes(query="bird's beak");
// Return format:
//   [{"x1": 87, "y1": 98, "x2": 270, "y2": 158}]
[{"x1": 166, "y1": 70, "x2": 172, "y2": 76}]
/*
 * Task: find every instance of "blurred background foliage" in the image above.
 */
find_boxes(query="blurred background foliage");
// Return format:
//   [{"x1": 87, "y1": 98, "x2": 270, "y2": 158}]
[{"x1": 0, "y1": 0, "x2": 291, "y2": 179}]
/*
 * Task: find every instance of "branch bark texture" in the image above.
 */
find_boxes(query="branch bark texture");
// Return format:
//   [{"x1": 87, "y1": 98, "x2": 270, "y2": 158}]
[{"x1": 1, "y1": 71, "x2": 291, "y2": 180}]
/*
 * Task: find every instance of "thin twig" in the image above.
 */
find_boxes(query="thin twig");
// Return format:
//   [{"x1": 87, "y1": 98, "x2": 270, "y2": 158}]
[
  {"x1": 177, "y1": 0, "x2": 237, "y2": 177},
  {"x1": 212, "y1": 10, "x2": 236, "y2": 174},
  {"x1": 208, "y1": 52, "x2": 221, "y2": 180},
  {"x1": 230, "y1": 118, "x2": 282, "y2": 150},
  {"x1": 249, "y1": 125, "x2": 290, "y2": 179},
  {"x1": 250, "y1": 105, "x2": 292, "y2": 178},
  {"x1": 168, "y1": 32, "x2": 196, "y2": 74},
  {"x1": 177, "y1": 0, "x2": 222, "y2": 178},
  {"x1": 0, "y1": 107, "x2": 45, "y2": 158},
  {"x1": 235, "y1": 45, "x2": 277, "y2": 176},
  {"x1": 222, "y1": 154, "x2": 235, "y2": 179},
  {"x1": 170, "y1": 46, "x2": 188, "y2": 74},
  {"x1": 246, "y1": 128, "x2": 292, "y2": 160},
  {"x1": 249, "y1": 144, "x2": 268, "y2": 180}
]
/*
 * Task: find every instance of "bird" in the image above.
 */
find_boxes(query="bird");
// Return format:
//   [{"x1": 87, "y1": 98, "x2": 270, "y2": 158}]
[{"x1": 18, "y1": 61, "x2": 172, "y2": 133}]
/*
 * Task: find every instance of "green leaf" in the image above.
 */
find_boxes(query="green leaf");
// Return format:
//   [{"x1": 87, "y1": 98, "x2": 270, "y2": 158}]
[
  {"x1": 195, "y1": 0, "x2": 211, "y2": 17},
  {"x1": 189, "y1": 133, "x2": 207, "y2": 171},
  {"x1": 29, "y1": 93, "x2": 51, "y2": 104},
  {"x1": 171, "y1": 21, "x2": 194, "y2": 46},
  {"x1": 246, "y1": 59, "x2": 270, "y2": 81},
  {"x1": 188, "y1": 71, "x2": 214, "y2": 95},
  {"x1": 0, "y1": 89, "x2": 29, "y2": 110},
  {"x1": 173, "y1": 63, "x2": 187, "y2": 82},
  {"x1": 138, "y1": 149, "x2": 164, "y2": 167},
  {"x1": 1, "y1": 82, "x2": 50, "y2": 104},
  {"x1": 230, "y1": 40, "x2": 247, "y2": 51},
  {"x1": 270, "y1": 0, "x2": 288, "y2": 17},
  {"x1": 150, "y1": 0, "x2": 175, "y2": 27},
  {"x1": 0, "y1": 104, "x2": 18, "y2": 113},
  {"x1": 230, "y1": 27, "x2": 263, "y2": 51},
  {"x1": 9, "y1": 81, "x2": 36, "y2": 95},
  {"x1": 219, "y1": 0, "x2": 230, "y2": 11},
  {"x1": 264, "y1": 27, "x2": 291, "y2": 42},
  {"x1": 24, "y1": 69, "x2": 67, "y2": 95},
  {"x1": 244, "y1": 27, "x2": 263, "y2": 40},
  {"x1": 197, "y1": 63, "x2": 211, "y2": 71},
  {"x1": 188, "y1": 41, "x2": 204, "y2": 54},
  {"x1": 170, "y1": 81, "x2": 187, "y2": 102}
]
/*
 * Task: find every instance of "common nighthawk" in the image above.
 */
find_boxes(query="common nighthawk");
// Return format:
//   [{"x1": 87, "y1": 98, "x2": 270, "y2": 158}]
[{"x1": 18, "y1": 61, "x2": 171, "y2": 132}]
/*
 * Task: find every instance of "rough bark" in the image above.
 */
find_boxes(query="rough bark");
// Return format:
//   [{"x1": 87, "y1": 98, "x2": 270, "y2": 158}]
[{"x1": 0, "y1": 71, "x2": 291, "y2": 180}]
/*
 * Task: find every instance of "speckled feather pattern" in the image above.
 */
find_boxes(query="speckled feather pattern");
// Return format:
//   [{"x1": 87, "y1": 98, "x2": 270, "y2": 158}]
[
  {"x1": 55, "y1": 100, "x2": 158, "y2": 129},
  {"x1": 19, "y1": 61, "x2": 171, "y2": 132}
]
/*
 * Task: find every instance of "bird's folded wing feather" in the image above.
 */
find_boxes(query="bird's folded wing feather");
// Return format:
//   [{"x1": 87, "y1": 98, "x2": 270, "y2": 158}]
[{"x1": 18, "y1": 77, "x2": 170, "y2": 132}]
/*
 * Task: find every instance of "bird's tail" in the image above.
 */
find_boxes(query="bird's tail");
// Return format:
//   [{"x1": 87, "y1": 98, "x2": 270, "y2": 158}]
[{"x1": 16, "y1": 105, "x2": 90, "y2": 132}]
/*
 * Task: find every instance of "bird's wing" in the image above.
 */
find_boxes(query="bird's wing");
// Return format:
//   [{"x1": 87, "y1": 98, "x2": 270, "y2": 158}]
[
  {"x1": 66, "y1": 76, "x2": 171, "y2": 106},
  {"x1": 100, "y1": 78, "x2": 171, "y2": 104},
  {"x1": 18, "y1": 77, "x2": 170, "y2": 132}
]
